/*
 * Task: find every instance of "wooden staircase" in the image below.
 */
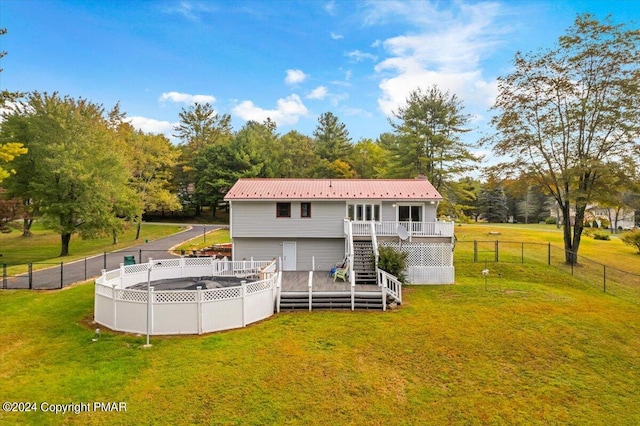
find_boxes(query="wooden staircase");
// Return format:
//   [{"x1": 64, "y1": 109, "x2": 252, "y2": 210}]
[{"x1": 353, "y1": 240, "x2": 377, "y2": 285}]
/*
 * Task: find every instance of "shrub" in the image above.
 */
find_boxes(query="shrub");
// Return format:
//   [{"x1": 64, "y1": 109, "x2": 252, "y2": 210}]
[
  {"x1": 599, "y1": 218, "x2": 610, "y2": 229},
  {"x1": 377, "y1": 246, "x2": 408, "y2": 283},
  {"x1": 592, "y1": 220, "x2": 599, "y2": 228},
  {"x1": 545, "y1": 217, "x2": 557, "y2": 225},
  {"x1": 621, "y1": 229, "x2": 640, "y2": 253},
  {"x1": 593, "y1": 231, "x2": 610, "y2": 241},
  {"x1": 584, "y1": 221, "x2": 592, "y2": 228}
]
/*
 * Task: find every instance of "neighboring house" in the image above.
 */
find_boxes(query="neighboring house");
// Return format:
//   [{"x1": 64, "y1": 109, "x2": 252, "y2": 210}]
[
  {"x1": 550, "y1": 205, "x2": 636, "y2": 230},
  {"x1": 225, "y1": 177, "x2": 455, "y2": 284}
]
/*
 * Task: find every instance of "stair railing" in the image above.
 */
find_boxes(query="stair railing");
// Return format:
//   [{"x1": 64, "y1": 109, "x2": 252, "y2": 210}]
[
  {"x1": 346, "y1": 220, "x2": 356, "y2": 310},
  {"x1": 370, "y1": 221, "x2": 379, "y2": 274},
  {"x1": 308, "y1": 271, "x2": 313, "y2": 312},
  {"x1": 377, "y1": 268, "x2": 402, "y2": 304}
]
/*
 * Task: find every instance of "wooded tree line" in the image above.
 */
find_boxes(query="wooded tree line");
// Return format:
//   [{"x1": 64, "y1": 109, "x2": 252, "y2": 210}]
[{"x1": 0, "y1": 15, "x2": 639, "y2": 262}]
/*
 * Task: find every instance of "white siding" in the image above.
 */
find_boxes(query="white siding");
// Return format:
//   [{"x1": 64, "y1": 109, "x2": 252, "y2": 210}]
[
  {"x1": 234, "y1": 238, "x2": 344, "y2": 271},
  {"x1": 231, "y1": 201, "x2": 345, "y2": 238}
]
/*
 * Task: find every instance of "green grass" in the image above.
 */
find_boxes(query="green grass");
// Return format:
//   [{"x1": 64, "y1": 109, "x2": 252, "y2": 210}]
[
  {"x1": 173, "y1": 228, "x2": 230, "y2": 253},
  {"x1": 0, "y1": 223, "x2": 184, "y2": 273},
  {"x1": 454, "y1": 223, "x2": 640, "y2": 275},
  {"x1": 1, "y1": 263, "x2": 639, "y2": 425}
]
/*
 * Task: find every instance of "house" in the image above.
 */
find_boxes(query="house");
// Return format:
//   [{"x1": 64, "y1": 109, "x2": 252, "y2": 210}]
[
  {"x1": 549, "y1": 204, "x2": 636, "y2": 230},
  {"x1": 224, "y1": 177, "x2": 455, "y2": 284}
]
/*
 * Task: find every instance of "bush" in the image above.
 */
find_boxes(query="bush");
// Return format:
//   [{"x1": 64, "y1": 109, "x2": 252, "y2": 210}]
[
  {"x1": 621, "y1": 229, "x2": 640, "y2": 253},
  {"x1": 599, "y1": 218, "x2": 610, "y2": 229},
  {"x1": 584, "y1": 221, "x2": 592, "y2": 228},
  {"x1": 592, "y1": 220, "x2": 599, "y2": 228},
  {"x1": 593, "y1": 231, "x2": 610, "y2": 241},
  {"x1": 377, "y1": 246, "x2": 408, "y2": 283},
  {"x1": 545, "y1": 217, "x2": 557, "y2": 225}
]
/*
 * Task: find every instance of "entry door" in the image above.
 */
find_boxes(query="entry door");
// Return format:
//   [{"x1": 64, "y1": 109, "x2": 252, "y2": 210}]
[{"x1": 282, "y1": 242, "x2": 297, "y2": 271}]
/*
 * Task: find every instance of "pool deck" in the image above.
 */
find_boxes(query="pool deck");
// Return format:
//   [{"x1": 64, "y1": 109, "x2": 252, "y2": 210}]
[{"x1": 280, "y1": 271, "x2": 380, "y2": 293}]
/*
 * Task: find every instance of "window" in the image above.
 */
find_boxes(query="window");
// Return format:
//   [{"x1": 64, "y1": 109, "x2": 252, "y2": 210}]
[
  {"x1": 276, "y1": 202, "x2": 291, "y2": 218},
  {"x1": 347, "y1": 203, "x2": 381, "y2": 221},
  {"x1": 301, "y1": 202, "x2": 311, "y2": 218},
  {"x1": 398, "y1": 205, "x2": 422, "y2": 222}
]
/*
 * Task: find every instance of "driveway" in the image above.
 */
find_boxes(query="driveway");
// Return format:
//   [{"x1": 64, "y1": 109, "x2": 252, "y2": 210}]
[{"x1": 5, "y1": 224, "x2": 224, "y2": 290}]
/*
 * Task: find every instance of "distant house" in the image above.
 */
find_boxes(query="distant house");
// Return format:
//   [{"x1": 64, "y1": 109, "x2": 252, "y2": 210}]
[
  {"x1": 224, "y1": 177, "x2": 455, "y2": 284},
  {"x1": 549, "y1": 204, "x2": 636, "y2": 230}
]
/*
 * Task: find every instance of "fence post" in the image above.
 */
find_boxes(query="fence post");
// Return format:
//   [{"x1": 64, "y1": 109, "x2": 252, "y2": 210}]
[
  {"x1": 138, "y1": 249, "x2": 142, "y2": 264},
  {"x1": 28, "y1": 262, "x2": 33, "y2": 289},
  {"x1": 84, "y1": 258, "x2": 87, "y2": 280},
  {"x1": 2, "y1": 263, "x2": 6, "y2": 289},
  {"x1": 197, "y1": 286, "x2": 203, "y2": 334},
  {"x1": 103, "y1": 252, "x2": 107, "y2": 270},
  {"x1": 603, "y1": 265, "x2": 606, "y2": 293},
  {"x1": 548, "y1": 243, "x2": 551, "y2": 266},
  {"x1": 495, "y1": 240, "x2": 499, "y2": 262},
  {"x1": 60, "y1": 261, "x2": 63, "y2": 289},
  {"x1": 473, "y1": 240, "x2": 478, "y2": 263}
]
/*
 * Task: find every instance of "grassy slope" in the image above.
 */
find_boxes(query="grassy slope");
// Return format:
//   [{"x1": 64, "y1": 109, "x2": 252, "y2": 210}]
[{"x1": 1, "y1": 263, "x2": 639, "y2": 425}]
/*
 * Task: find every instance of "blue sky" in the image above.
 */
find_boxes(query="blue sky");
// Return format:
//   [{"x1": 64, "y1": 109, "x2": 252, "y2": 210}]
[{"x1": 2, "y1": 0, "x2": 639, "y2": 152}]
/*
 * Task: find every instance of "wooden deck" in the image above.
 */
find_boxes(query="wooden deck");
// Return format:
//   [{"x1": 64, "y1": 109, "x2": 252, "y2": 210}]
[{"x1": 281, "y1": 271, "x2": 380, "y2": 292}]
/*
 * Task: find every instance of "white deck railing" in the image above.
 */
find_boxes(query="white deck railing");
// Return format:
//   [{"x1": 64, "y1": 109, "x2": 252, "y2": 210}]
[
  {"x1": 94, "y1": 257, "x2": 277, "y2": 335},
  {"x1": 350, "y1": 221, "x2": 454, "y2": 238}
]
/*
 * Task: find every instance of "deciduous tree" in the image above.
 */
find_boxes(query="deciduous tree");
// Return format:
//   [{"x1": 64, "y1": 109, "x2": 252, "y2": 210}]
[{"x1": 488, "y1": 15, "x2": 640, "y2": 263}]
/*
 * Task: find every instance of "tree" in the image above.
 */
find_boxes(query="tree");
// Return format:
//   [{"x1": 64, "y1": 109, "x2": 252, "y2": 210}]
[
  {"x1": 2, "y1": 92, "x2": 133, "y2": 256},
  {"x1": 477, "y1": 183, "x2": 509, "y2": 223},
  {"x1": 388, "y1": 86, "x2": 476, "y2": 189},
  {"x1": 488, "y1": 15, "x2": 640, "y2": 263},
  {"x1": 270, "y1": 130, "x2": 319, "y2": 177},
  {"x1": 121, "y1": 124, "x2": 181, "y2": 239},
  {"x1": 174, "y1": 103, "x2": 232, "y2": 216},
  {"x1": 349, "y1": 138, "x2": 388, "y2": 178},
  {"x1": 313, "y1": 112, "x2": 352, "y2": 163}
]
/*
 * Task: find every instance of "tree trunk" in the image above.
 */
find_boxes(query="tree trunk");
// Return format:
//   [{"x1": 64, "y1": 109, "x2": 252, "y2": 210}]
[
  {"x1": 60, "y1": 233, "x2": 72, "y2": 257},
  {"x1": 22, "y1": 218, "x2": 33, "y2": 237},
  {"x1": 135, "y1": 220, "x2": 142, "y2": 240},
  {"x1": 195, "y1": 203, "x2": 201, "y2": 217},
  {"x1": 561, "y1": 204, "x2": 575, "y2": 264},
  {"x1": 112, "y1": 229, "x2": 118, "y2": 245}
]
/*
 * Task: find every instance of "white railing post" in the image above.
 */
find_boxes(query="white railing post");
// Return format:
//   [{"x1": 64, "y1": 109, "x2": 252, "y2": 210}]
[
  {"x1": 119, "y1": 263, "x2": 124, "y2": 288},
  {"x1": 276, "y1": 272, "x2": 282, "y2": 313},
  {"x1": 112, "y1": 284, "x2": 118, "y2": 329},
  {"x1": 241, "y1": 280, "x2": 247, "y2": 327},
  {"x1": 180, "y1": 255, "x2": 185, "y2": 277},
  {"x1": 308, "y1": 271, "x2": 313, "y2": 311},
  {"x1": 312, "y1": 256, "x2": 315, "y2": 271},
  {"x1": 197, "y1": 286, "x2": 202, "y2": 335}
]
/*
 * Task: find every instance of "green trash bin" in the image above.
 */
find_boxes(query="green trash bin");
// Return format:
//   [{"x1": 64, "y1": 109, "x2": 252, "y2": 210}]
[{"x1": 124, "y1": 255, "x2": 136, "y2": 265}]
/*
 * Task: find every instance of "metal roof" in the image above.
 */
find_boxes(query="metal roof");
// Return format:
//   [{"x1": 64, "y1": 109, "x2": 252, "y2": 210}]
[{"x1": 224, "y1": 178, "x2": 442, "y2": 201}]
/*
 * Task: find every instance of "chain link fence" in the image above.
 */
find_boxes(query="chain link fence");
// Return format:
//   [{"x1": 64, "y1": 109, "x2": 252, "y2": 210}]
[{"x1": 456, "y1": 240, "x2": 640, "y2": 302}]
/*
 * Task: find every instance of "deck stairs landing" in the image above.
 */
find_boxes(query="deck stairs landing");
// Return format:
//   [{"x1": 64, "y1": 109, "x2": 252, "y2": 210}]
[
  {"x1": 353, "y1": 240, "x2": 377, "y2": 285},
  {"x1": 279, "y1": 291, "x2": 385, "y2": 311}
]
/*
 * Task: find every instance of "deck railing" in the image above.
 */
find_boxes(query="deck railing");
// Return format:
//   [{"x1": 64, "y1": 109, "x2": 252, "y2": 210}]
[{"x1": 350, "y1": 221, "x2": 454, "y2": 238}]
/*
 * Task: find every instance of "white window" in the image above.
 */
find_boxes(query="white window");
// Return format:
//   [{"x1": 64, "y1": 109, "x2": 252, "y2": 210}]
[{"x1": 347, "y1": 203, "x2": 380, "y2": 221}]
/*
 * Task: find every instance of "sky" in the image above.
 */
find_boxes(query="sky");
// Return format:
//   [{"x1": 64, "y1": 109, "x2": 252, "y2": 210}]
[{"x1": 1, "y1": 0, "x2": 639, "y2": 154}]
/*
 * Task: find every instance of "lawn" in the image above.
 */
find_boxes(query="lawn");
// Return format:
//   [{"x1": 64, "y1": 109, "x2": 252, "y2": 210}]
[
  {"x1": 454, "y1": 222, "x2": 640, "y2": 275},
  {"x1": 173, "y1": 228, "x2": 230, "y2": 253},
  {"x1": 1, "y1": 261, "x2": 639, "y2": 425}
]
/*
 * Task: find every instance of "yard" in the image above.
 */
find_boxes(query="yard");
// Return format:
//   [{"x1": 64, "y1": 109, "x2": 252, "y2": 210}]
[{"x1": 1, "y1": 222, "x2": 639, "y2": 424}]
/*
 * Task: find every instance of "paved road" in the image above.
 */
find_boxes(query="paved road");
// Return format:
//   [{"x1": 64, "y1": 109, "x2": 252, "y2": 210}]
[{"x1": 4, "y1": 224, "x2": 223, "y2": 289}]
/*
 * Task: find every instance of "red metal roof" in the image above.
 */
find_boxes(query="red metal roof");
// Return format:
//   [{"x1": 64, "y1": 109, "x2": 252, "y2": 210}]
[{"x1": 225, "y1": 178, "x2": 442, "y2": 200}]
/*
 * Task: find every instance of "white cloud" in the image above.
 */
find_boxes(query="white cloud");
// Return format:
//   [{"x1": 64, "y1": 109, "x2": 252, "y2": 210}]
[
  {"x1": 330, "y1": 32, "x2": 344, "y2": 40},
  {"x1": 324, "y1": 0, "x2": 336, "y2": 15},
  {"x1": 340, "y1": 106, "x2": 372, "y2": 118},
  {"x1": 284, "y1": 69, "x2": 308, "y2": 85},
  {"x1": 346, "y1": 50, "x2": 378, "y2": 62},
  {"x1": 159, "y1": 91, "x2": 216, "y2": 105},
  {"x1": 163, "y1": 1, "x2": 217, "y2": 22},
  {"x1": 127, "y1": 116, "x2": 177, "y2": 135},
  {"x1": 307, "y1": 86, "x2": 328, "y2": 100},
  {"x1": 233, "y1": 94, "x2": 309, "y2": 126},
  {"x1": 366, "y1": 1, "x2": 507, "y2": 117}
]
